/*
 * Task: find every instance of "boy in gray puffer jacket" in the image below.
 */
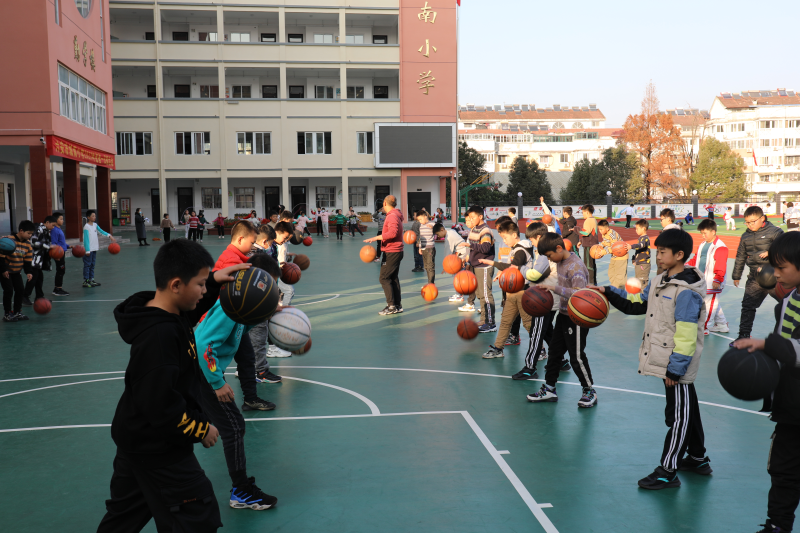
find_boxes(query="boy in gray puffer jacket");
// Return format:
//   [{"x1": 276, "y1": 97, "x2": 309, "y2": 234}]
[{"x1": 595, "y1": 229, "x2": 712, "y2": 490}]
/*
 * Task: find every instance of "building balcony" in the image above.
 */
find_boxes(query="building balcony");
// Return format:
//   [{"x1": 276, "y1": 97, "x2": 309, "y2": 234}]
[
  {"x1": 112, "y1": 99, "x2": 158, "y2": 117},
  {"x1": 159, "y1": 99, "x2": 222, "y2": 117},
  {"x1": 110, "y1": 41, "x2": 157, "y2": 62}
]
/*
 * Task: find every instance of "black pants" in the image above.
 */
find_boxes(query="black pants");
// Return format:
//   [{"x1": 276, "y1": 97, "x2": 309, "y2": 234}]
[
  {"x1": 234, "y1": 335, "x2": 258, "y2": 404},
  {"x1": 217, "y1": 226, "x2": 224, "y2": 237},
  {"x1": 54, "y1": 257, "x2": 66, "y2": 288},
  {"x1": 376, "y1": 230, "x2": 382, "y2": 256},
  {"x1": 24, "y1": 269, "x2": 44, "y2": 299},
  {"x1": 162, "y1": 228, "x2": 171, "y2": 243},
  {"x1": 197, "y1": 228, "x2": 204, "y2": 240},
  {"x1": 1, "y1": 271, "x2": 25, "y2": 314},
  {"x1": 413, "y1": 244, "x2": 423, "y2": 270},
  {"x1": 349, "y1": 223, "x2": 363, "y2": 236},
  {"x1": 739, "y1": 273, "x2": 770, "y2": 338},
  {"x1": 626, "y1": 215, "x2": 632, "y2": 228},
  {"x1": 188, "y1": 229, "x2": 197, "y2": 242},
  {"x1": 316, "y1": 217, "x2": 322, "y2": 235},
  {"x1": 97, "y1": 452, "x2": 222, "y2": 533},
  {"x1": 379, "y1": 251, "x2": 403, "y2": 307},
  {"x1": 544, "y1": 313, "x2": 592, "y2": 388},
  {"x1": 524, "y1": 310, "x2": 556, "y2": 369},
  {"x1": 199, "y1": 383, "x2": 249, "y2": 488},
  {"x1": 336, "y1": 224, "x2": 343, "y2": 240},
  {"x1": 768, "y1": 423, "x2": 800, "y2": 531},
  {"x1": 583, "y1": 252, "x2": 596, "y2": 285},
  {"x1": 511, "y1": 313, "x2": 521, "y2": 338},
  {"x1": 661, "y1": 382, "x2": 706, "y2": 472},
  {"x1": 301, "y1": 226, "x2": 311, "y2": 236}
]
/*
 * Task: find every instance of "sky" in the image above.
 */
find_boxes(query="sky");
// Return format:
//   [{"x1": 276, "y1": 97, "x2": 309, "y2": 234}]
[{"x1": 457, "y1": 0, "x2": 800, "y2": 127}]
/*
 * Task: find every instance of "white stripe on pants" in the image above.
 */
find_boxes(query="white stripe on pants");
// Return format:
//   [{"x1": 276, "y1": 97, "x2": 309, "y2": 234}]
[{"x1": 664, "y1": 383, "x2": 691, "y2": 471}]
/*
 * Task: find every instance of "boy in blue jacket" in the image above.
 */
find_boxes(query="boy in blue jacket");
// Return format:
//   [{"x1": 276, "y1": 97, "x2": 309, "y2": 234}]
[
  {"x1": 50, "y1": 212, "x2": 70, "y2": 296},
  {"x1": 194, "y1": 253, "x2": 282, "y2": 512}
]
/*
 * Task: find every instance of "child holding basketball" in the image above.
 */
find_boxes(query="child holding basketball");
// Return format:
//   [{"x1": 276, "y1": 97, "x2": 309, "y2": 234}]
[
  {"x1": 734, "y1": 231, "x2": 800, "y2": 533},
  {"x1": 631, "y1": 219, "x2": 651, "y2": 285},
  {"x1": 22, "y1": 215, "x2": 56, "y2": 305},
  {"x1": 252, "y1": 224, "x2": 291, "y2": 365},
  {"x1": 50, "y1": 212, "x2": 70, "y2": 296},
  {"x1": 417, "y1": 211, "x2": 436, "y2": 284},
  {"x1": 457, "y1": 206, "x2": 496, "y2": 332},
  {"x1": 80, "y1": 209, "x2": 116, "y2": 288},
  {"x1": 595, "y1": 229, "x2": 710, "y2": 490},
  {"x1": 194, "y1": 253, "x2": 280, "y2": 513},
  {"x1": 578, "y1": 204, "x2": 598, "y2": 284},
  {"x1": 686, "y1": 218, "x2": 729, "y2": 335},
  {"x1": 597, "y1": 219, "x2": 628, "y2": 288},
  {"x1": 273, "y1": 221, "x2": 297, "y2": 306},
  {"x1": 527, "y1": 233, "x2": 597, "y2": 407},
  {"x1": 0, "y1": 220, "x2": 35, "y2": 322},
  {"x1": 295, "y1": 211, "x2": 312, "y2": 237},
  {"x1": 97, "y1": 239, "x2": 249, "y2": 532},
  {"x1": 433, "y1": 222, "x2": 468, "y2": 302}
]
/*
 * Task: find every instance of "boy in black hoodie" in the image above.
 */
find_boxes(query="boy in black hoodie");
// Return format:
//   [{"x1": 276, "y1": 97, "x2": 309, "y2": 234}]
[{"x1": 97, "y1": 239, "x2": 249, "y2": 533}]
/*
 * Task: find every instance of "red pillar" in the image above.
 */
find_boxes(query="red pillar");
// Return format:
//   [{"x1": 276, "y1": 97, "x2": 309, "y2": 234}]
[
  {"x1": 96, "y1": 166, "x2": 112, "y2": 235},
  {"x1": 29, "y1": 145, "x2": 52, "y2": 223},
  {"x1": 63, "y1": 158, "x2": 81, "y2": 239}
]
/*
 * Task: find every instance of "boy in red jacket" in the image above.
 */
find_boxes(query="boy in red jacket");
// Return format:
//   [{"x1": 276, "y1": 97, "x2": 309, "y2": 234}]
[
  {"x1": 364, "y1": 195, "x2": 405, "y2": 315},
  {"x1": 686, "y1": 219, "x2": 729, "y2": 335}
]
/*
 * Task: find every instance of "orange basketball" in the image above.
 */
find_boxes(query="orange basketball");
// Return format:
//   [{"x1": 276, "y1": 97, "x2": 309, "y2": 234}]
[
  {"x1": 49, "y1": 245, "x2": 64, "y2": 260},
  {"x1": 567, "y1": 288, "x2": 610, "y2": 328},
  {"x1": 564, "y1": 239, "x2": 573, "y2": 251},
  {"x1": 108, "y1": 242, "x2": 121, "y2": 255},
  {"x1": 625, "y1": 277, "x2": 643, "y2": 294},
  {"x1": 542, "y1": 214, "x2": 553, "y2": 225},
  {"x1": 421, "y1": 283, "x2": 438, "y2": 302},
  {"x1": 33, "y1": 298, "x2": 52, "y2": 315},
  {"x1": 611, "y1": 241, "x2": 628, "y2": 258},
  {"x1": 590, "y1": 244, "x2": 605, "y2": 259},
  {"x1": 443, "y1": 254, "x2": 463, "y2": 275},
  {"x1": 280, "y1": 262, "x2": 301, "y2": 284},
  {"x1": 522, "y1": 286, "x2": 553, "y2": 317},
  {"x1": 303, "y1": 236, "x2": 313, "y2": 246},
  {"x1": 453, "y1": 270, "x2": 477, "y2": 295},
  {"x1": 498, "y1": 267, "x2": 525, "y2": 294},
  {"x1": 457, "y1": 318, "x2": 479, "y2": 340},
  {"x1": 360, "y1": 245, "x2": 377, "y2": 263},
  {"x1": 71, "y1": 245, "x2": 85, "y2": 258},
  {"x1": 403, "y1": 230, "x2": 417, "y2": 245},
  {"x1": 294, "y1": 254, "x2": 310, "y2": 271}
]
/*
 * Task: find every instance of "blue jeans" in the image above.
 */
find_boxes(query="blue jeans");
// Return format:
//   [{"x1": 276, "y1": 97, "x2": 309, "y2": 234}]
[
  {"x1": 278, "y1": 279, "x2": 294, "y2": 306},
  {"x1": 83, "y1": 251, "x2": 97, "y2": 280},
  {"x1": 249, "y1": 322, "x2": 271, "y2": 374},
  {"x1": 413, "y1": 245, "x2": 423, "y2": 269}
]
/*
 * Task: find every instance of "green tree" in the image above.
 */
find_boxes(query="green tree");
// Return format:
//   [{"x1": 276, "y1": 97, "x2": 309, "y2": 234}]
[
  {"x1": 448, "y1": 142, "x2": 506, "y2": 208},
  {"x1": 560, "y1": 147, "x2": 638, "y2": 204},
  {"x1": 691, "y1": 138, "x2": 748, "y2": 201},
  {"x1": 504, "y1": 156, "x2": 554, "y2": 206}
]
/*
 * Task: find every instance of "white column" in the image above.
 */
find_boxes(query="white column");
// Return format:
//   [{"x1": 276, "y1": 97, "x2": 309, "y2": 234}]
[
  {"x1": 86, "y1": 166, "x2": 97, "y2": 209},
  {"x1": 50, "y1": 161, "x2": 59, "y2": 210}
]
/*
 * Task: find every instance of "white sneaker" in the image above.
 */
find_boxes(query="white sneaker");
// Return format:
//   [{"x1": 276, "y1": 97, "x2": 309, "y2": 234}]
[
  {"x1": 266, "y1": 345, "x2": 292, "y2": 358},
  {"x1": 708, "y1": 323, "x2": 729, "y2": 333},
  {"x1": 449, "y1": 294, "x2": 464, "y2": 302},
  {"x1": 458, "y1": 303, "x2": 476, "y2": 312}
]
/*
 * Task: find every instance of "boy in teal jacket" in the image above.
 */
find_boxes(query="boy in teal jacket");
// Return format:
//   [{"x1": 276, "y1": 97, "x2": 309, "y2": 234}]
[{"x1": 195, "y1": 253, "x2": 281, "y2": 512}]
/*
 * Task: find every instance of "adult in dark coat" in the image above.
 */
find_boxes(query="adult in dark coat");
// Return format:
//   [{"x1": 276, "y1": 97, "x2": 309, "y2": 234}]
[{"x1": 134, "y1": 208, "x2": 149, "y2": 246}]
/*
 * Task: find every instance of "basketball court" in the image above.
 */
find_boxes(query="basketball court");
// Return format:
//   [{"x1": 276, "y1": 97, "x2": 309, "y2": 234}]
[{"x1": 0, "y1": 232, "x2": 778, "y2": 532}]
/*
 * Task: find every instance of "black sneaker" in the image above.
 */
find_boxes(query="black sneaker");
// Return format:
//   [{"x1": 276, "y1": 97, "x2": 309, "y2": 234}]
[
  {"x1": 242, "y1": 397, "x2": 276, "y2": 411},
  {"x1": 256, "y1": 371, "x2": 282, "y2": 384},
  {"x1": 512, "y1": 367, "x2": 538, "y2": 380},
  {"x1": 394, "y1": 306, "x2": 404, "y2": 314},
  {"x1": 482, "y1": 345, "x2": 504, "y2": 359},
  {"x1": 730, "y1": 336, "x2": 750, "y2": 348},
  {"x1": 52, "y1": 288, "x2": 70, "y2": 296},
  {"x1": 561, "y1": 360, "x2": 571, "y2": 371},
  {"x1": 379, "y1": 306, "x2": 397, "y2": 316},
  {"x1": 478, "y1": 323, "x2": 498, "y2": 333},
  {"x1": 82, "y1": 279, "x2": 92, "y2": 288},
  {"x1": 2, "y1": 312, "x2": 17, "y2": 323},
  {"x1": 504, "y1": 334, "x2": 520, "y2": 346},
  {"x1": 230, "y1": 477, "x2": 277, "y2": 510},
  {"x1": 22, "y1": 296, "x2": 32, "y2": 306},
  {"x1": 578, "y1": 387, "x2": 598, "y2": 408},
  {"x1": 13, "y1": 312, "x2": 29, "y2": 321},
  {"x1": 638, "y1": 466, "x2": 681, "y2": 490},
  {"x1": 89, "y1": 279, "x2": 101, "y2": 287},
  {"x1": 679, "y1": 456, "x2": 713, "y2": 475},
  {"x1": 527, "y1": 384, "x2": 558, "y2": 402},
  {"x1": 755, "y1": 521, "x2": 787, "y2": 533}
]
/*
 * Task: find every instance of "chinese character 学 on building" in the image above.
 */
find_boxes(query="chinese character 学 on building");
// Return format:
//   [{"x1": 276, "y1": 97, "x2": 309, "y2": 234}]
[{"x1": 417, "y1": 71, "x2": 435, "y2": 95}]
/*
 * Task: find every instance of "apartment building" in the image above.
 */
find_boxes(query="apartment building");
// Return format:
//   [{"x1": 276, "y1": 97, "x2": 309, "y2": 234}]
[
  {"x1": 0, "y1": 0, "x2": 116, "y2": 236},
  {"x1": 706, "y1": 89, "x2": 800, "y2": 201},
  {"x1": 110, "y1": 0, "x2": 457, "y2": 222}
]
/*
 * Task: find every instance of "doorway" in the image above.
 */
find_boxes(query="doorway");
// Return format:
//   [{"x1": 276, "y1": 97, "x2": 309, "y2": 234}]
[
  {"x1": 290, "y1": 186, "x2": 306, "y2": 215},
  {"x1": 264, "y1": 187, "x2": 280, "y2": 216},
  {"x1": 374, "y1": 185, "x2": 390, "y2": 212},
  {"x1": 7, "y1": 184, "x2": 15, "y2": 235},
  {"x1": 407, "y1": 192, "x2": 431, "y2": 218},
  {"x1": 150, "y1": 189, "x2": 160, "y2": 222},
  {"x1": 177, "y1": 187, "x2": 193, "y2": 219}
]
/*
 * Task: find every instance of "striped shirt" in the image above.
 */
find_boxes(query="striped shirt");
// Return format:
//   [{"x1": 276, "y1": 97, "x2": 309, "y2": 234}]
[
  {"x1": 553, "y1": 252, "x2": 589, "y2": 315},
  {"x1": 781, "y1": 292, "x2": 800, "y2": 339},
  {"x1": 0, "y1": 235, "x2": 33, "y2": 274},
  {"x1": 189, "y1": 216, "x2": 199, "y2": 229},
  {"x1": 419, "y1": 222, "x2": 435, "y2": 249}
]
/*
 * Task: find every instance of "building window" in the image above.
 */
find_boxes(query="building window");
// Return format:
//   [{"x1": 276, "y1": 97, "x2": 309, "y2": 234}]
[
  {"x1": 145, "y1": 32, "x2": 155, "y2": 41},
  {"x1": 175, "y1": 132, "x2": 210, "y2": 155},
  {"x1": 234, "y1": 187, "x2": 255, "y2": 209},
  {"x1": 560, "y1": 154, "x2": 569, "y2": 163},
  {"x1": 198, "y1": 32, "x2": 218, "y2": 42},
  {"x1": 373, "y1": 35, "x2": 388, "y2": 44},
  {"x1": 572, "y1": 122, "x2": 584, "y2": 129},
  {"x1": 174, "y1": 85, "x2": 190, "y2": 98},
  {"x1": 116, "y1": 132, "x2": 152, "y2": 156},
  {"x1": 786, "y1": 173, "x2": 800, "y2": 182},
  {"x1": 715, "y1": 125, "x2": 724, "y2": 133},
  {"x1": 497, "y1": 155, "x2": 507, "y2": 164},
  {"x1": 347, "y1": 86, "x2": 365, "y2": 99},
  {"x1": 761, "y1": 120, "x2": 781, "y2": 129},
  {"x1": 58, "y1": 64, "x2": 106, "y2": 134},
  {"x1": 732, "y1": 122, "x2": 746, "y2": 132},
  {"x1": 760, "y1": 157, "x2": 771, "y2": 165},
  {"x1": 315, "y1": 86, "x2": 334, "y2": 99},
  {"x1": 262, "y1": 85, "x2": 277, "y2": 98},
  {"x1": 787, "y1": 120, "x2": 800, "y2": 128},
  {"x1": 200, "y1": 85, "x2": 219, "y2": 98},
  {"x1": 345, "y1": 35, "x2": 364, "y2": 44},
  {"x1": 349, "y1": 186, "x2": 367, "y2": 207},
  {"x1": 75, "y1": 0, "x2": 90, "y2": 18},
  {"x1": 232, "y1": 85, "x2": 251, "y2": 98},
  {"x1": 289, "y1": 86, "x2": 305, "y2": 98},
  {"x1": 357, "y1": 132, "x2": 373, "y2": 154},
  {"x1": 147, "y1": 85, "x2": 156, "y2": 98},
  {"x1": 261, "y1": 33, "x2": 276, "y2": 42},
  {"x1": 172, "y1": 32, "x2": 189, "y2": 41},
  {"x1": 297, "y1": 132, "x2": 332, "y2": 155},
  {"x1": 202, "y1": 188, "x2": 222, "y2": 209},
  {"x1": 314, "y1": 34, "x2": 333, "y2": 43},
  {"x1": 229, "y1": 32, "x2": 251, "y2": 42},
  {"x1": 316, "y1": 186, "x2": 336, "y2": 208},
  {"x1": 237, "y1": 132, "x2": 271, "y2": 155},
  {"x1": 483, "y1": 153, "x2": 495, "y2": 162},
  {"x1": 539, "y1": 155, "x2": 549, "y2": 165},
  {"x1": 288, "y1": 34, "x2": 304, "y2": 43},
  {"x1": 760, "y1": 175, "x2": 771, "y2": 182},
  {"x1": 374, "y1": 86, "x2": 389, "y2": 99},
  {"x1": 787, "y1": 156, "x2": 800, "y2": 166},
  {"x1": 786, "y1": 139, "x2": 797, "y2": 147}
]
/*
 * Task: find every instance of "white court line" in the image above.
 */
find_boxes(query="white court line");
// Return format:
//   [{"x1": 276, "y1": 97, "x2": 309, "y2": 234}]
[
  {"x1": 0, "y1": 371, "x2": 124, "y2": 383},
  {"x1": 0, "y1": 378, "x2": 123, "y2": 399},
  {"x1": 292, "y1": 294, "x2": 339, "y2": 306},
  {"x1": 710, "y1": 331, "x2": 736, "y2": 341}
]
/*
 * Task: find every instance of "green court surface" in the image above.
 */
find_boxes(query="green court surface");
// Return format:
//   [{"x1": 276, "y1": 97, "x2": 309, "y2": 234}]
[{"x1": 0, "y1": 230, "x2": 780, "y2": 532}]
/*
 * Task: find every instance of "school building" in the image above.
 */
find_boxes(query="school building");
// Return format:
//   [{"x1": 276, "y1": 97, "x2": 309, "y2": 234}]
[
  {"x1": 0, "y1": 0, "x2": 116, "y2": 237},
  {"x1": 108, "y1": 0, "x2": 457, "y2": 223}
]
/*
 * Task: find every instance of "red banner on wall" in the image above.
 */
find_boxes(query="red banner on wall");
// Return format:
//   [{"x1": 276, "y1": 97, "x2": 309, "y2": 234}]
[{"x1": 46, "y1": 135, "x2": 115, "y2": 169}]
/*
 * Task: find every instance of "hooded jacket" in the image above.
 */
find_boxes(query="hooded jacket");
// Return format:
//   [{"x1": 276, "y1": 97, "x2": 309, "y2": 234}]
[
  {"x1": 605, "y1": 267, "x2": 706, "y2": 384},
  {"x1": 762, "y1": 291, "x2": 800, "y2": 424},
  {"x1": 732, "y1": 220, "x2": 783, "y2": 280},
  {"x1": 381, "y1": 208, "x2": 405, "y2": 253},
  {"x1": 195, "y1": 300, "x2": 253, "y2": 391},
  {"x1": 110, "y1": 272, "x2": 221, "y2": 465}
]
